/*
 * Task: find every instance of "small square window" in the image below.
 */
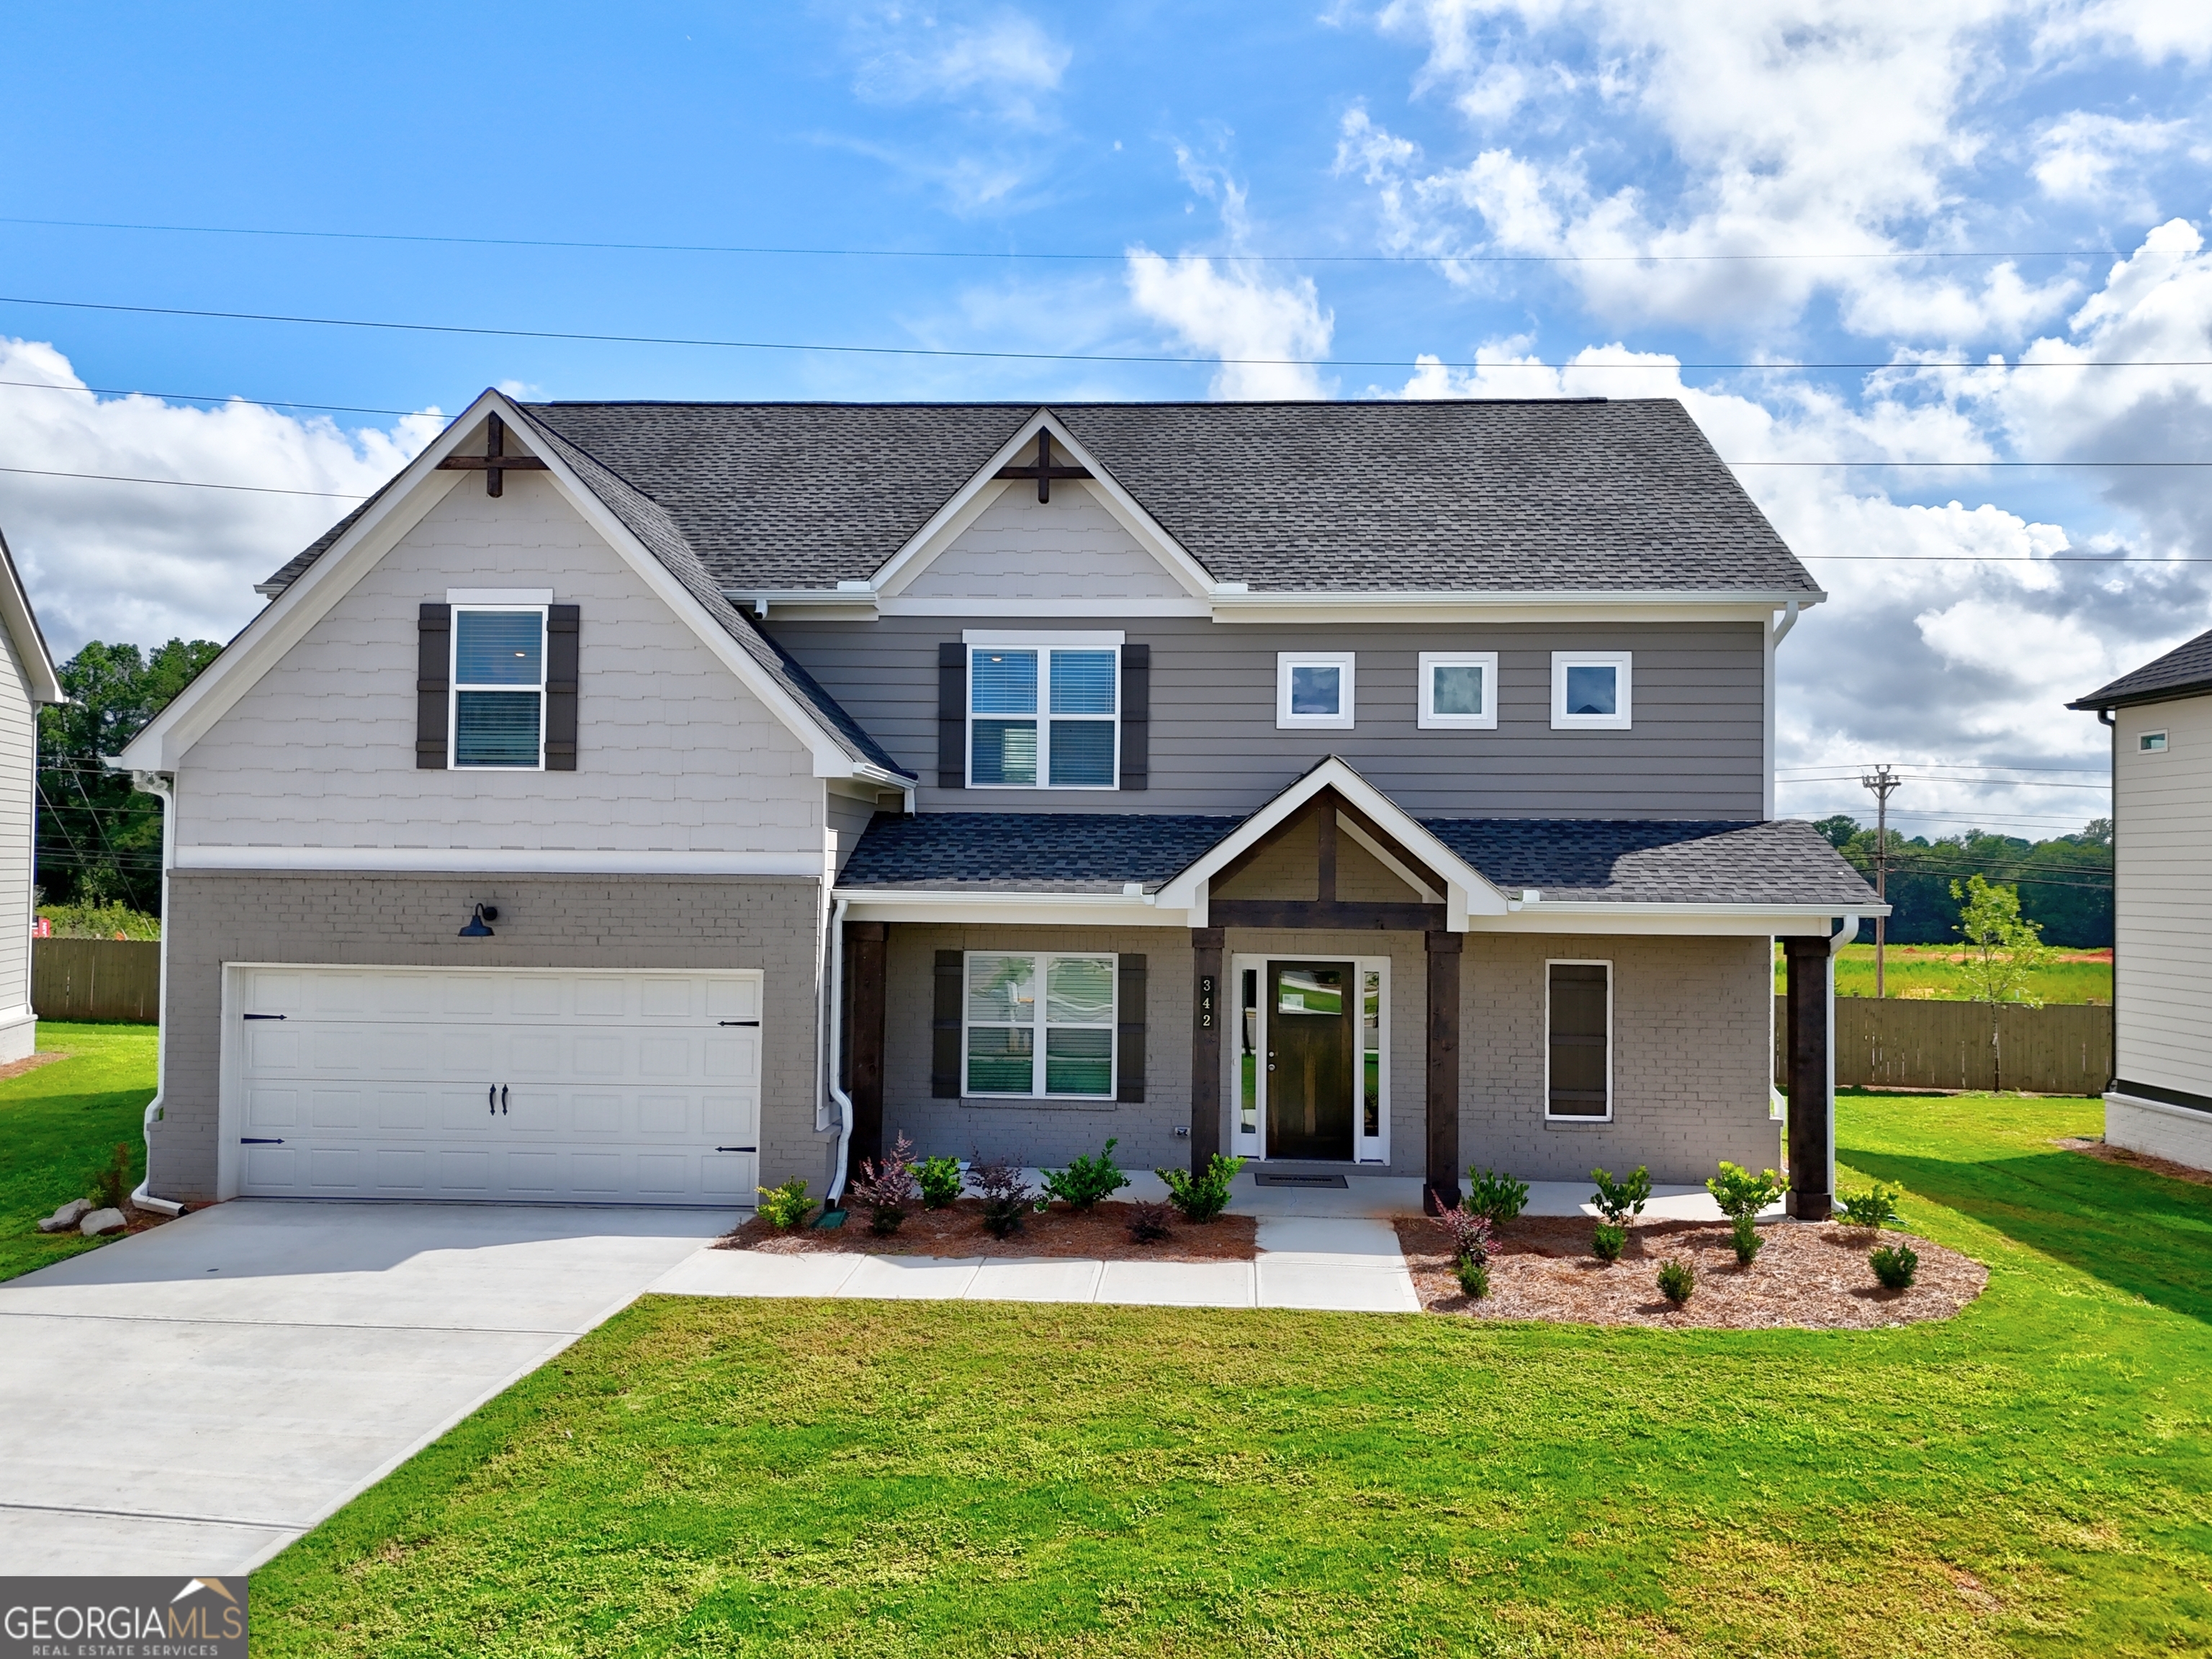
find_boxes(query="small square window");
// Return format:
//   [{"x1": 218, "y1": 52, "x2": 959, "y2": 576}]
[
  {"x1": 1551, "y1": 652, "x2": 1632, "y2": 730},
  {"x1": 2139, "y1": 730, "x2": 2169, "y2": 753},
  {"x1": 1277, "y1": 652, "x2": 1356, "y2": 729},
  {"x1": 1419, "y1": 651, "x2": 1499, "y2": 729}
]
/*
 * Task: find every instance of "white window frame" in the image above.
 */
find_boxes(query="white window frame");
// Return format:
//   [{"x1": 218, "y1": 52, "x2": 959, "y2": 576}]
[
  {"x1": 2139, "y1": 729, "x2": 2170, "y2": 753},
  {"x1": 449, "y1": 603, "x2": 549, "y2": 771},
  {"x1": 1543, "y1": 957, "x2": 1614, "y2": 1123},
  {"x1": 964, "y1": 635, "x2": 1122, "y2": 791},
  {"x1": 1277, "y1": 651, "x2": 1357, "y2": 730},
  {"x1": 1228, "y1": 952, "x2": 1390, "y2": 1164},
  {"x1": 1418, "y1": 651, "x2": 1500, "y2": 730},
  {"x1": 1551, "y1": 651, "x2": 1632, "y2": 731},
  {"x1": 960, "y1": 950, "x2": 1118, "y2": 1100}
]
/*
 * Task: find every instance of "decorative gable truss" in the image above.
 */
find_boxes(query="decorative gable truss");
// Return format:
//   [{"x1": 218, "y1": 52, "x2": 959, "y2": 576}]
[{"x1": 116, "y1": 388, "x2": 912, "y2": 794}]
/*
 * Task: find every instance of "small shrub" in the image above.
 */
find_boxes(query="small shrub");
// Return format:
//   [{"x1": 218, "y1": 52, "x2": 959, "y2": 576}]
[
  {"x1": 1870, "y1": 1243, "x2": 1920, "y2": 1290},
  {"x1": 1656, "y1": 1256, "x2": 1696, "y2": 1306},
  {"x1": 1042, "y1": 1138, "x2": 1131, "y2": 1212},
  {"x1": 1592, "y1": 1221, "x2": 1627, "y2": 1263},
  {"x1": 1588, "y1": 1164, "x2": 1652, "y2": 1226},
  {"x1": 848, "y1": 1134, "x2": 921, "y2": 1236},
  {"x1": 89, "y1": 1142, "x2": 134, "y2": 1213},
  {"x1": 1157, "y1": 1154, "x2": 1246, "y2": 1223},
  {"x1": 1707, "y1": 1161, "x2": 1786, "y2": 1220},
  {"x1": 1434, "y1": 1204, "x2": 1495, "y2": 1267},
  {"x1": 916, "y1": 1156, "x2": 963, "y2": 1210},
  {"x1": 755, "y1": 1177, "x2": 811, "y2": 1231},
  {"x1": 1455, "y1": 1256, "x2": 1491, "y2": 1300},
  {"x1": 1838, "y1": 1184, "x2": 1904, "y2": 1231},
  {"x1": 1728, "y1": 1213, "x2": 1763, "y2": 1266},
  {"x1": 968, "y1": 1154, "x2": 1035, "y2": 1238},
  {"x1": 1464, "y1": 1165, "x2": 1530, "y2": 1224},
  {"x1": 1124, "y1": 1199, "x2": 1173, "y2": 1244}
]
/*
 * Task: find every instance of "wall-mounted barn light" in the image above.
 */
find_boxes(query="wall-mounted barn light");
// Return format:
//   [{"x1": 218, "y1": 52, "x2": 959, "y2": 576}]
[{"x1": 458, "y1": 904, "x2": 498, "y2": 938}]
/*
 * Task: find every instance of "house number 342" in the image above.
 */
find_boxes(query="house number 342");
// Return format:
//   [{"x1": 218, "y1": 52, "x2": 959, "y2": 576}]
[{"x1": 1197, "y1": 975, "x2": 1215, "y2": 1030}]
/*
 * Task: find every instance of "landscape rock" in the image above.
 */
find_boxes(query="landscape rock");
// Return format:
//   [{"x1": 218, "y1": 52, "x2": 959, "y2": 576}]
[
  {"x1": 78, "y1": 1208, "x2": 127, "y2": 1237},
  {"x1": 37, "y1": 1199, "x2": 92, "y2": 1233}
]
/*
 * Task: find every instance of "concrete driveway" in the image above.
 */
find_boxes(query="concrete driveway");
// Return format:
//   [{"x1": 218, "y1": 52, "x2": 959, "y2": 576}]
[{"x1": 0, "y1": 1200, "x2": 734, "y2": 1575}]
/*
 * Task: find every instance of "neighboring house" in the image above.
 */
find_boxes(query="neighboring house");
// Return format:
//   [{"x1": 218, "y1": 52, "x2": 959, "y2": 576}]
[
  {"x1": 0, "y1": 529, "x2": 63, "y2": 1064},
  {"x1": 117, "y1": 392, "x2": 1880, "y2": 1219},
  {"x1": 2071, "y1": 631, "x2": 2212, "y2": 1174}
]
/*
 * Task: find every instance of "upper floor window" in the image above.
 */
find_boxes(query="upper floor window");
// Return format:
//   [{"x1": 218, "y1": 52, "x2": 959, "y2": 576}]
[
  {"x1": 2139, "y1": 729, "x2": 2169, "y2": 753},
  {"x1": 970, "y1": 640, "x2": 1119, "y2": 788},
  {"x1": 1419, "y1": 651, "x2": 1498, "y2": 730},
  {"x1": 1278, "y1": 651, "x2": 1356, "y2": 730},
  {"x1": 452, "y1": 606, "x2": 547, "y2": 768},
  {"x1": 1551, "y1": 651, "x2": 1632, "y2": 731}
]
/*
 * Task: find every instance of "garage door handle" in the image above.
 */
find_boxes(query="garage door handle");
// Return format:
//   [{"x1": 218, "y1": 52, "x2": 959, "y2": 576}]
[
  {"x1": 719, "y1": 1020, "x2": 760, "y2": 1027},
  {"x1": 240, "y1": 1137, "x2": 284, "y2": 1144},
  {"x1": 243, "y1": 1013, "x2": 286, "y2": 1021},
  {"x1": 488, "y1": 1084, "x2": 496, "y2": 1115},
  {"x1": 716, "y1": 1146, "x2": 755, "y2": 1154},
  {"x1": 501, "y1": 1085, "x2": 509, "y2": 1115}
]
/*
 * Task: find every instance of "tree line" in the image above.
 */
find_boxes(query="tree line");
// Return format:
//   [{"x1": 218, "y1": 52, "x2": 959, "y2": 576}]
[
  {"x1": 1812, "y1": 815, "x2": 2113, "y2": 949},
  {"x1": 36, "y1": 639, "x2": 224, "y2": 917}
]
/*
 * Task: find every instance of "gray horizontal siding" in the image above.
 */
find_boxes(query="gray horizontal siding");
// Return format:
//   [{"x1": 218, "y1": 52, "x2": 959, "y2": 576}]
[{"x1": 769, "y1": 614, "x2": 1766, "y2": 819}]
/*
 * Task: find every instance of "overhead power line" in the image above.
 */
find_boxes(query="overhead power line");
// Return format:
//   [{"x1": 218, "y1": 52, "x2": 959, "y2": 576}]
[
  {"x1": 2, "y1": 292, "x2": 2207, "y2": 374},
  {"x1": 0, "y1": 464, "x2": 366, "y2": 499},
  {"x1": 0, "y1": 214, "x2": 2134, "y2": 266}
]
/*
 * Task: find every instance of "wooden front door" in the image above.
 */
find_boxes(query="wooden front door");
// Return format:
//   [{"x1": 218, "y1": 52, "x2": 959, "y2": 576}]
[{"x1": 1266, "y1": 961, "x2": 1354, "y2": 1161}]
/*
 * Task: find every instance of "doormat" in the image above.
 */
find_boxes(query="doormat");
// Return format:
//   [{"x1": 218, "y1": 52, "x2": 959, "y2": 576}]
[{"x1": 1253, "y1": 1172, "x2": 1349, "y2": 1189}]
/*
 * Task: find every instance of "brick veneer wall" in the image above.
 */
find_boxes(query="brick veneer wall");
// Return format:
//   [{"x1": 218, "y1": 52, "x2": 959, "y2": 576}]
[
  {"x1": 1460, "y1": 932, "x2": 1779, "y2": 1183},
  {"x1": 152, "y1": 871, "x2": 829, "y2": 1204}
]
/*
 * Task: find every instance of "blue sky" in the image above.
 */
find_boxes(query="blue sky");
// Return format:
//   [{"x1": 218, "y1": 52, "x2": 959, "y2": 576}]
[{"x1": 4, "y1": 0, "x2": 2210, "y2": 839}]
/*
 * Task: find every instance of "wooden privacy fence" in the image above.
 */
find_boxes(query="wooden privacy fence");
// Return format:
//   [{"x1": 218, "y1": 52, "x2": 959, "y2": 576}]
[
  {"x1": 1773, "y1": 994, "x2": 2111, "y2": 1095},
  {"x1": 32, "y1": 938, "x2": 161, "y2": 1023}
]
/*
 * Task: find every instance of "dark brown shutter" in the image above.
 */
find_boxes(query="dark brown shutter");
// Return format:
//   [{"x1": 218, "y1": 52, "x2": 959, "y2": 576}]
[
  {"x1": 937, "y1": 643, "x2": 966, "y2": 788},
  {"x1": 415, "y1": 603, "x2": 450, "y2": 768},
  {"x1": 1118, "y1": 643, "x2": 1149, "y2": 791},
  {"x1": 544, "y1": 604, "x2": 580, "y2": 770},
  {"x1": 1116, "y1": 953, "x2": 1147, "y2": 1103},
  {"x1": 932, "y1": 949, "x2": 963, "y2": 1097}
]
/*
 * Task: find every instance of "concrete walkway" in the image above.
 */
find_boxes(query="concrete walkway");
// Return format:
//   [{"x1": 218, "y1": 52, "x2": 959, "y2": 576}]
[
  {"x1": 654, "y1": 1215, "x2": 1421, "y2": 1313},
  {"x1": 0, "y1": 1200, "x2": 732, "y2": 1575}
]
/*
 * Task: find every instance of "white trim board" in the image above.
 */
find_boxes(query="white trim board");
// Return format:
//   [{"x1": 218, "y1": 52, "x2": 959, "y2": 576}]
[{"x1": 175, "y1": 846, "x2": 827, "y2": 876}]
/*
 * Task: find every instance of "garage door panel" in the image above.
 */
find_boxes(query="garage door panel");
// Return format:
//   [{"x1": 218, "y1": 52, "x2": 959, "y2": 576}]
[{"x1": 235, "y1": 967, "x2": 763, "y2": 1205}]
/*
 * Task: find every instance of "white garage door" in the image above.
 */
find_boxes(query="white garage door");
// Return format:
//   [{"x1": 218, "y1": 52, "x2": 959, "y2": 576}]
[{"x1": 233, "y1": 966, "x2": 762, "y2": 1206}]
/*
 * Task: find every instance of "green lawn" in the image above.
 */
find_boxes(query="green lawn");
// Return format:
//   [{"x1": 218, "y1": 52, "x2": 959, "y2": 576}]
[
  {"x1": 1776, "y1": 943, "x2": 2113, "y2": 1005},
  {"x1": 251, "y1": 1093, "x2": 2212, "y2": 1657},
  {"x1": 0, "y1": 1022, "x2": 158, "y2": 1283}
]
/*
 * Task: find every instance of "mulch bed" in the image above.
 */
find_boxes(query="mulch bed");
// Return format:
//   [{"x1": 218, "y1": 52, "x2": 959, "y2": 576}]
[
  {"x1": 2056, "y1": 1136, "x2": 2212, "y2": 1189},
  {"x1": 0, "y1": 1051, "x2": 68, "y2": 1085},
  {"x1": 722, "y1": 1197, "x2": 1258, "y2": 1263},
  {"x1": 1393, "y1": 1215, "x2": 1987, "y2": 1330}
]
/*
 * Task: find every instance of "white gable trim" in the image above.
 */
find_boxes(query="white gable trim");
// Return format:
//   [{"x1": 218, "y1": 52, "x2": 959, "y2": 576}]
[
  {"x1": 1154, "y1": 756, "x2": 1511, "y2": 930},
  {"x1": 116, "y1": 389, "x2": 881, "y2": 780},
  {"x1": 0, "y1": 530, "x2": 61, "y2": 705},
  {"x1": 870, "y1": 410, "x2": 1218, "y2": 601}
]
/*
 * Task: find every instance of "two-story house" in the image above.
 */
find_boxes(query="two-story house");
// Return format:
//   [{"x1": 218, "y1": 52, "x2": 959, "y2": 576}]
[{"x1": 118, "y1": 391, "x2": 1879, "y2": 1221}]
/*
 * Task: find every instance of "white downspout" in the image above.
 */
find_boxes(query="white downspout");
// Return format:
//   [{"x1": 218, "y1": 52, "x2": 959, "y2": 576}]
[
  {"x1": 1827, "y1": 912, "x2": 1860, "y2": 1205},
  {"x1": 824, "y1": 896, "x2": 854, "y2": 1204},
  {"x1": 127, "y1": 768, "x2": 184, "y2": 1217}
]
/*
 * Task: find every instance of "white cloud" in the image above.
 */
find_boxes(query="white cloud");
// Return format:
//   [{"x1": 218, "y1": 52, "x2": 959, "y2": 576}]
[
  {"x1": 1125, "y1": 251, "x2": 1335, "y2": 399},
  {"x1": 2031, "y1": 111, "x2": 2187, "y2": 212},
  {"x1": 0, "y1": 338, "x2": 441, "y2": 655},
  {"x1": 850, "y1": 8, "x2": 1071, "y2": 126},
  {"x1": 2038, "y1": 0, "x2": 2212, "y2": 65}
]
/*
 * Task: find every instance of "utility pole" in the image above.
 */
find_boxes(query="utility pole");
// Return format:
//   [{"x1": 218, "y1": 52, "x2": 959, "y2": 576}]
[{"x1": 1860, "y1": 764, "x2": 1902, "y2": 997}]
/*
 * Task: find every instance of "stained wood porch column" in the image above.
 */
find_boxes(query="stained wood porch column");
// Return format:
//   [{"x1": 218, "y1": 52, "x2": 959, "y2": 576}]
[
  {"x1": 1782, "y1": 933, "x2": 1833, "y2": 1220},
  {"x1": 1424, "y1": 929, "x2": 1462, "y2": 1214},
  {"x1": 1190, "y1": 927, "x2": 1225, "y2": 1174},
  {"x1": 848, "y1": 920, "x2": 889, "y2": 1171}
]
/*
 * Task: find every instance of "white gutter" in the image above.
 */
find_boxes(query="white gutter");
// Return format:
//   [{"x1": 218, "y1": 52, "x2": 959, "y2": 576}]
[
  {"x1": 823, "y1": 897, "x2": 854, "y2": 1204},
  {"x1": 123, "y1": 768, "x2": 185, "y2": 1217},
  {"x1": 1827, "y1": 913, "x2": 1861, "y2": 1203}
]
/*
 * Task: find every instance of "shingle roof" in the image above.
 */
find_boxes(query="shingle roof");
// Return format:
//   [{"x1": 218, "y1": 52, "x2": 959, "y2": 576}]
[
  {"x1": 840, "y1": 811, "x2": 1881, "y2": 909},
  {"x1": 2069, "y1": 626, "x2": 2212, "y2": 711},
  {"x1": 1419, "y1": 817, "x2": 1880, "y2": 907},
  {"x1": 405, "y1": 397, "x2": 1811, "y2": 598},
  {"x1": 839, "y1": 812, "x2": 1240, "y2": 894}
]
